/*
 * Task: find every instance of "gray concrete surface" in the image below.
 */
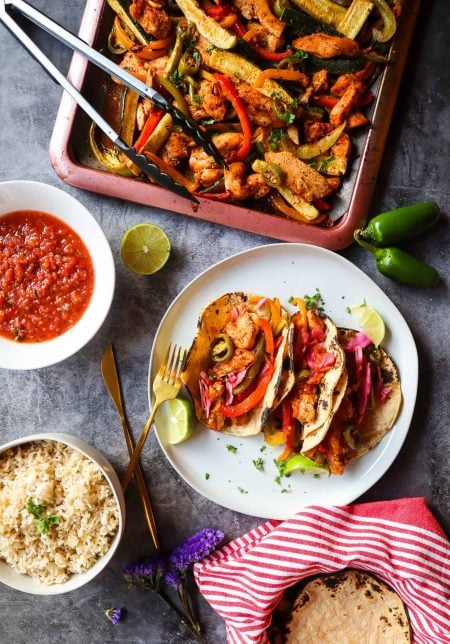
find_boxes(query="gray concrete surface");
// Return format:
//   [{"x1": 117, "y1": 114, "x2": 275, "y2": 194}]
[{"x1": 0, "y1": 1, "x2": 448, "y2": 642}]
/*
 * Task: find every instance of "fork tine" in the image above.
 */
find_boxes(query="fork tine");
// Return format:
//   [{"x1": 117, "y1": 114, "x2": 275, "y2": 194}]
[
  {"x1": 166, "y1": 343, "x2": 178, "y2": 383},
  {"x1": 158, "y1": 342, "x2": 172, "y2": 377},
  {"x1": 175, "y1": 348, "x2": 187, "y2": 383},
  {"x1": 171, "y1": 345, "x2": 183, "y2": 385}
]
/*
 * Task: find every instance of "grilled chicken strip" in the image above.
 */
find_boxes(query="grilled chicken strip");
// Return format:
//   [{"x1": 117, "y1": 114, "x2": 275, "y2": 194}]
[
  {"x1": 130, "y1": 0, "x2": 172, "y2": 38},
  {"x1": 233, "y1": 0, "x2": 285, "y2": 37},
  {"x1": 264, "y1": 151, "x2": 332, "y2": 202},
  {"x1": 292, "y1": 33, "x2": 361, "y2": 58}
]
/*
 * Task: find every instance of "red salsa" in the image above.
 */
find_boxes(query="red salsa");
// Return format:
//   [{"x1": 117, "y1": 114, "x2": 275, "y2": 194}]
[{"x1": 0, "y1": 210, "x2": 94, "y2": 342}]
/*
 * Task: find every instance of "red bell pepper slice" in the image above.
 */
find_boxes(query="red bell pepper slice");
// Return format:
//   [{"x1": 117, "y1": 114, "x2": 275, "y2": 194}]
[
  {"x1": 134, "y1": 109, "x2": 164, "y2": 153},
  {"x1": 312, "y1": 92, "x2": 374, "y2": 110},
  {"x1": 220, "y1": 360, "x2": 274, "y2": 418},
  {"x1": 204, "y1": 4, "x2": 232, "y2": 21},
  {"x1": 258, "y1": 317, "x2": 274, "y2": 357},
  {"x1": 214, "y1": 73, "x2": 252, "y2": 162}
]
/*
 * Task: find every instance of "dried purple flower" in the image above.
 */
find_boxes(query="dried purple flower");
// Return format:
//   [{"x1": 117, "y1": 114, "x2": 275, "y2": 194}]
[
  {"x1": 123, "y1": 555, "x2": 167, "y2": 590},
  {"x1": 123, "y1": 556, "x2": 166, "y2": 578},
  {"x1": 105, "y1": 608, "x2": 122, "y2": 625},
  {"x1": 163, "y1": 568, "x2": 182, "y2": 588},
  {"x1": 169, "y1": 529, "x2": 224, "y2": 572}
]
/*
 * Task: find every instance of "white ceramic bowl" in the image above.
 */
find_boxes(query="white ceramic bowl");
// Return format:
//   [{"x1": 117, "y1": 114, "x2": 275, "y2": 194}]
[
  {"x1": 0, "y1": 180, "x2": 115, "y2": 369},
  {"x1": 0, "y1": 432, "x2": 126, "y2": 595}
]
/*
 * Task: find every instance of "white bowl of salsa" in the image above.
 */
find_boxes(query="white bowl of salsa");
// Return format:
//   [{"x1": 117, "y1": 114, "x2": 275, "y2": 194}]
[{"x1": 0, "y1": 181, "x2": 115, "y2": 369}]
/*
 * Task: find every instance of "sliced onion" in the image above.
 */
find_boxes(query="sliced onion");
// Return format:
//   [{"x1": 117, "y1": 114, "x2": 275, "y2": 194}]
[
  {"x1": 256, "y1": 297, "x2": 268, "y2": 309},
  {"x1": 344, "y1": 331, "x2": 373, "y2": 352},
  {"x1": 356, "y1": 360, "x2": 372, "y2": 427}
]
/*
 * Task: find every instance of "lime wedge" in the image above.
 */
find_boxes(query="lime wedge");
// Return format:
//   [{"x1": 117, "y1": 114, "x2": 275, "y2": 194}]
[
  {"x1": 284, "y1": 453, "x2": 329, "y2": 476},
  {"x1": 349, "y1": 303, "x2": 385, "y2": 346},
  {"x1": 156, "y1": 397, "x2": 196, "y2": 445},
  {"x1": 120, "y1": 223, "x2": 170, "y2": 275}
]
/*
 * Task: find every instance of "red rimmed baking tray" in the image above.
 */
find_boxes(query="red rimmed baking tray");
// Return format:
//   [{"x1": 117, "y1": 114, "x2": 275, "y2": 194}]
[{"x1": 50, "y1": 0, "x2": 420, "y2": 249}]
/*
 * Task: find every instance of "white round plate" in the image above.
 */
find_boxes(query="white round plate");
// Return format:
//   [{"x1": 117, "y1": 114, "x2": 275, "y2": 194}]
[
  {"x1": 149, "y1": 244, "x2": 418, "y2": 519},
  {"x1": 0, "y1": 181, "x2": 115, "y2": 370}
]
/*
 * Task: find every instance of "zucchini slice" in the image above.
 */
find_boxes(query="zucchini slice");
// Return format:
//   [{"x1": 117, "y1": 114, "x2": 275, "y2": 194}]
[
  {"x1": 106, "y1": 0, "x2": 150, "y2": 45},
  {"x1": 209, "y1": 51, "x2": 293, "y2": 103},
  {"x1": 176, "y1": 0, "x2": 238, "y2": 50},
  {"x1": 252, "y1": 159, "x2": 319, "y2": 220},
  {"x1": 280, "y1": 7, "x2": 341, "y2": 37},
  {"x1": 337, "y1": 0, "x2": 374, "y2": 39},
  {"x1": 288, "y1": 0, "x2": 346, "y2": 29}
]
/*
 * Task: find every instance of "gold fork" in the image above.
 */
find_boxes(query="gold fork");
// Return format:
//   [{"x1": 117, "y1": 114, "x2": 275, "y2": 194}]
[{"x1": 121, "y1": 342, "x2": 187, "y2": 492}]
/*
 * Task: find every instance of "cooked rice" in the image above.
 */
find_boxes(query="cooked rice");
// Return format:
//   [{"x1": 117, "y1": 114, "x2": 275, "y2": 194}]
[{"x1": 0, "y1": 440, "x2": 119, "y2": 585}]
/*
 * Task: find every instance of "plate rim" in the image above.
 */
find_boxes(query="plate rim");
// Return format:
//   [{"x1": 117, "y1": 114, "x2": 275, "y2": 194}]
[{"x1": 149, "y1": 243, "x2": 418, "y2": 519}]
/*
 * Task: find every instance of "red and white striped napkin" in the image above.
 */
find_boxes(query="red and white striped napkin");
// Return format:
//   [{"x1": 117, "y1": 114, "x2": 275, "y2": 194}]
[{"x1": 194, "y1": 498, "x2": 450, "y2": 644}]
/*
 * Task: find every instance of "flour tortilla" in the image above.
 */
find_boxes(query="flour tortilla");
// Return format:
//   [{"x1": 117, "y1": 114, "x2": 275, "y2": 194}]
[
  {"x1": 284, "y1": 570, "x2": 411, "y2": 643},
  {"x1": 299, "y1": 316, "x2": 346, "y2": 453},
  {"x1": 338, "y1": 328, "x2": 402, "y2": 458},
  {"x1": 182, "y1": 292, "x2": 291, "y2": 436}
]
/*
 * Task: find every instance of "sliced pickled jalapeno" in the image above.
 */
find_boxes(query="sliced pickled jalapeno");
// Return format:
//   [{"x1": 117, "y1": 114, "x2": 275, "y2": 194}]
[
  {"x1": 178, "y1": 48, "x2": 201, "y2": 75},
  {"x1": 263, "y1": 163, "x2": 285, "y2": 188},
  {"x1": 211, "y1": 333, "x2": 234, "y2": 362},
  {"x1": 233, "y1": 334, "x2": 266, "y2": 394}
]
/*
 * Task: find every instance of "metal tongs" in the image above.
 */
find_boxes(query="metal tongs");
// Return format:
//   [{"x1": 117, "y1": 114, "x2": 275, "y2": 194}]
[{"x1": 0, "y1": 0, "x2": 226, "y2": 203}]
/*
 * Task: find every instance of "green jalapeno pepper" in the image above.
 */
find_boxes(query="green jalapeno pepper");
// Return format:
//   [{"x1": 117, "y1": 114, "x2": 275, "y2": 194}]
[
  {"x1": 233, "y1": 335, "x2": 266, "y2": 394},
  {"x1": 156, "y1": 75, "x2": 190, "y2": 116},
  {"x1": 357, "y1": 202, "x2": 440, "y2": 247},
  {"x1": 211, "y1": 333, "x2": 234, "y2": 362},
  {"x1": 178, "y1": 48, "x2": 201, "y2": 76},
  {"x1": 354, "y1": 232, "x2": 439, "y2": 288}
]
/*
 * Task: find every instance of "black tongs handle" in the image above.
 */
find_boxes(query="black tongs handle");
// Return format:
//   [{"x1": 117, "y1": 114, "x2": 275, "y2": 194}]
[
  {"x1": 0, "y1": 0, "x2": 198, "y2": 202},
  {"x1": 4, "y1": 0, "x2": 224, "y2": 169}
]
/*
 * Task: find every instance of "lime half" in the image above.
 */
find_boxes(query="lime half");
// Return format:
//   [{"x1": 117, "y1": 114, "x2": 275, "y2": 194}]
[
  {"x1": 156, "y1": 397, "x2": 196, "y2": 445},
  {"x1": 350, "y1": 303, "x2": 385, "y2": 346},
  {"x1": 121, "y1": 223, "x2": 170, "y2": 275},
  {"x1": 284, "y1": 453, "x2": 329, "y2": 476}
]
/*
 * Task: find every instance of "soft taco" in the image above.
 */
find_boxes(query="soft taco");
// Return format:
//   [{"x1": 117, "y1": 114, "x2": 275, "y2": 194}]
[
  {"x1": 302, "y1": 328, "x2": 402, "y2": 474},
  {"x1": 278, "y1": 570, "x2": 411, "y2": 643},
  {"x1": 182, "y1": 292, "x2": 294, "y2": 436},
  {"x1": 265, "y1": 297, "x2": 347, "y2": 458}
]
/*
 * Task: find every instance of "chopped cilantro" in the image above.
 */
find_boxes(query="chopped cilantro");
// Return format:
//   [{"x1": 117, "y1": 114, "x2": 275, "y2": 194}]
[
  {"x1": 169, "y1": 70, "x2": 183, "y2": 86},
  {"x1": 304, "y1": 288, "x2": 324, "y2": 311},
  {"x1": 260, "y1": 445, "x2": 267, "y2": 453},
  {"x1": 205, "y1": 44, "x2": 215, "y2": 52},
  {"x1": 285, "y1": 49, "x2": 309, "y2": 63},
  {"x1": 281, "y1": 486, "x2": 291, "y2": 493},
  {"x1": 268, "y1": 128, "x2": 285, "y2": 150},
  {"x1": 200, "y1": 118, "x2": 215, "y2": 125},
  {"x1": 252, "y1": 457, "x2": 264, "y2": 472},
  {"x1": 26, "y1": 498, "x2": 60, "y2": 535},
  {"x1": 183, "y1": 36, "x2": 196, "y2": 49},
  {"x1": 346, "y1": 306, "x2": 352, "y2": 313},
  {"x1": 205, "y1": 473, "x2": 210, "y2": 480},
  {"x1": 226, "y1": 444, "x2": 238, "y2": 453},
  {"x1": 271, "y1": 93, "x2": 297, "y2": 126},
  {"x1": 313, "y1": 473, "x2": 321, "y2": 479},
  {"x1": 193, "y1": 94, "x2": 202, "y2": 104},
  {"x1": 254, "y1": 141, "x2": 265, "y2": 157},
  {"x1": 310, "y1": 156, "x2": 335, "y2": 173},
  {"x1": 237, "y1": 487, "x2": 248, "y2": 494},
  {"x1": 274, "y1": 459, "x2": 287, "y2": 477}
]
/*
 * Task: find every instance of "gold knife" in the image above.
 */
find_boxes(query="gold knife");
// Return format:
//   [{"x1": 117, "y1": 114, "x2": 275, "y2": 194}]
[{"x1": 101, "y1": 344, "x2": 160, "y2": 550}]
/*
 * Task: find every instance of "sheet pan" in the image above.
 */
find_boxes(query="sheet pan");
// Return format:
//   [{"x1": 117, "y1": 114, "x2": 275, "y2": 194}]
[{"x1": 50, "y1": 0, "x2": 421, "y2": 249}]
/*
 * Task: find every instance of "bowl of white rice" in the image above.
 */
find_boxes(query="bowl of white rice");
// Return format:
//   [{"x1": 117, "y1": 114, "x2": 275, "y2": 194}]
[{"x1": 0, "y1": 433, "x2": 125, "y2": 594}]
